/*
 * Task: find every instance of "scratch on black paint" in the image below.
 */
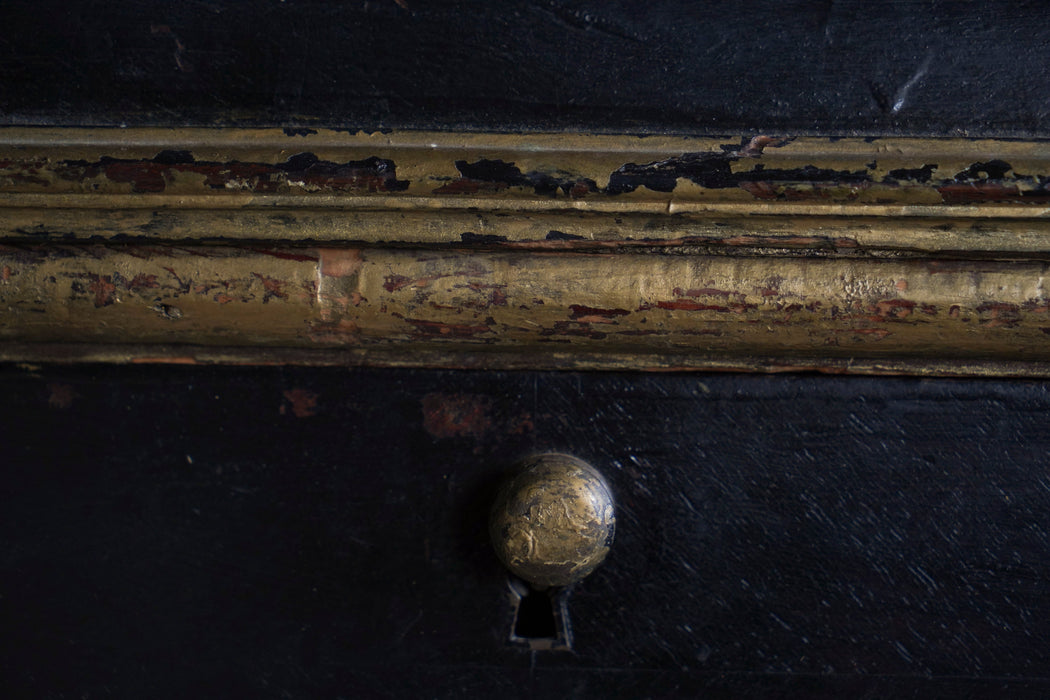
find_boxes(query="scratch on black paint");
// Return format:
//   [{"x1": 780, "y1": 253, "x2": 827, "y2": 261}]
[
  {"x1": 892, "y1": 53, "x2": 933, "y2": 114},
  {"x1": 150, "y1": 25, "x2": 194, "y2": 73},
  {"x1": 525, "y1": 0, "x2": 646, "y2": 43}
]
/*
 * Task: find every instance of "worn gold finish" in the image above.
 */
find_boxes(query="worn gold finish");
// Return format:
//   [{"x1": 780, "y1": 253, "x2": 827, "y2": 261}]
[
  {"x1": 5, "y1": 245, "x2": 1050, "y2": 364},
  {"x1": 2, "y1": 128, "x2": 1050, "y2": 251},
  {"x1": 490, "y1": 454, "x2": 615, "y2": 588},
  {"x1": 5, "y1": 128, "x2": 1050, "y2": 375}
]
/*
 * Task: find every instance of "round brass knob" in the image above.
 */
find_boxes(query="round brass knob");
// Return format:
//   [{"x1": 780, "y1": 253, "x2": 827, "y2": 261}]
[{"x1": 489, "y1": 454, "x2": 615, "y2": 588}]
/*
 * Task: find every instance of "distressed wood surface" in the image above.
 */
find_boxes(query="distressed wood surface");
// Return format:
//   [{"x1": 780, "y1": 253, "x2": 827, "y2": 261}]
[
  {"x1": 6, "y1": 131, "x2": 1050, "y2": 249},
  {"x1": 6, "y1": 243, "x2": 1050, "y2": 372},
  {"x1": 6, "y1": 365, "x2": 1050, "y2": 696},
  {"x1": 5, "y1": 130, "x2": 1050, "y2": 374},
  {"x1": 5, "y1": 4, "x2": 1050, "y2": 698}
]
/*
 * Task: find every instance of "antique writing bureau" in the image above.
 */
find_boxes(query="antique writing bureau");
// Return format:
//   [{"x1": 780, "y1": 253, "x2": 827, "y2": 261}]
[{"x1": 5, "y1": 1, "x2": 1050, "y2": 697}]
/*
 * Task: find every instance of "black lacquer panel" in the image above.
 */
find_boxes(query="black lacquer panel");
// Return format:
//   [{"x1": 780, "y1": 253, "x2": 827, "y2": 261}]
[
  {"x1": 3, "y1": 366, "x2": 1050, "y2": 696},
  {"x1": 2, "y1": 0, "x2": 1049, "y2": 136}
]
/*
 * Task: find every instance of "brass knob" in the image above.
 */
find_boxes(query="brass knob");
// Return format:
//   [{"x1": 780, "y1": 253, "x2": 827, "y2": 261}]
[{"x1": 489, "y1": 454, "x2": 615, "y2": 588}]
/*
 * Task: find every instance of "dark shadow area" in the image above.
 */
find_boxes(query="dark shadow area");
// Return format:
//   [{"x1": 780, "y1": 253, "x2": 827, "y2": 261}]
[{"x1": 514, "y1": 588, "x2": 557, "y2": 640}]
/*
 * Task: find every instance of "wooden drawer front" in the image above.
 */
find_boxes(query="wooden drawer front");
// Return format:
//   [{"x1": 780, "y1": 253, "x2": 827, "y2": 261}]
[{"x1": 4, "y1": 366, "x2": 1050, "y2": 695}]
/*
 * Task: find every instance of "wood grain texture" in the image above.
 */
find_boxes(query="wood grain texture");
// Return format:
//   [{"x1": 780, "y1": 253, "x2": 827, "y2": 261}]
[{"x1": 4, "y1": 365, "x2": 1050, "y2": 696}]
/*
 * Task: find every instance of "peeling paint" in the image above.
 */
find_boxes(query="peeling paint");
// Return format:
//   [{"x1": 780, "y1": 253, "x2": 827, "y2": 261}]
[
  {"x1": 403, "y1": 318, "x2": 494, "y2": 338},
  {"x1": 48, "y1": 151, "x2": 409, "y2": 195},
  {"x1": 47, "y1": 382, "x2": 75, "y2": 409},
  {"x1": 7, "y1": 129, "x2": 1050, "y2": 374},
  {"x1": 568, "y1": 305, "x2": 630, "y2": 322},
  {"x1": 6, "y1": 133, "x2": 1050, "y2": 233},
  {"x1": 421, "y1": 393, "x2": 493, "y2": 439},
  {"x1": 433, "y1": 159, "x2": 598, "y2": 198},
  {"x1": 7, "y1": 244, "x2": 1050, "y2": 362},
  {"x1": 319, "y1": 249, "x2": 363, "y2": 278},
  {"x1": 281, "y1": 388, "x2": 319, "y2": 418}
]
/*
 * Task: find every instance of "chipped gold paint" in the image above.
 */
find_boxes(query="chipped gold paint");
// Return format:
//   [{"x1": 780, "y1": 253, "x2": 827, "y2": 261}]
[
  {"x1": 4, "y1": 129, "x2": 1050, "y2": 375},
  {"x1": 1, "y1": 128, "x2": 1050, "y2": 251},
  {"x1": 0, "y1": 245, "x2": 316, "y2": 345},
  {"x1": 4, "y1": 245, "x2": 1050, "y2": 366}
]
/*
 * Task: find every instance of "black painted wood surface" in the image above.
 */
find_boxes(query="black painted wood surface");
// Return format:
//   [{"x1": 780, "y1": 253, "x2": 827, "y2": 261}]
[
  {"x1": 3, "y1": 365, "x2": 1050, "y2": 697},
  {"x1": 1, "y1": 0, "x2": 1048, "y2": 136}
]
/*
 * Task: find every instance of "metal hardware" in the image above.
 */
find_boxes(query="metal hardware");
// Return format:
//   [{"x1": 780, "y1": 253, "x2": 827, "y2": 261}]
[{"x1": 489, "y1": 454, "x2": 615, "y2": 588}]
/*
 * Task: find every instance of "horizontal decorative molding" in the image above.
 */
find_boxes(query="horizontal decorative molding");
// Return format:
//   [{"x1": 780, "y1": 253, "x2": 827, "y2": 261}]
[
  {"x1": 3, "y1": 128, "x2": 1050, "y2": 248},
  {"x1": 3, "y1": 128, "x2": 1050, "y2": 374}
]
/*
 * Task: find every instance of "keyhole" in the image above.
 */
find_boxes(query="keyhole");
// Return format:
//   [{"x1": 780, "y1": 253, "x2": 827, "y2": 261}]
[
  {"x1": 515, "y1": 589, "x2": 556, "y2": 639},
  {"x1": 507, "y1": 577, "x2": 571, "y2": 650},
  {"x1": 491, "y1": 455, "x2": 613, "y2": 652}
]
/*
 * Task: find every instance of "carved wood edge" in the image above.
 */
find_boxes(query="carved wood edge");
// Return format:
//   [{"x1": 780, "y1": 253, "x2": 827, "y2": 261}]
[{"x1": 3, "y1": 128, "x2": 1050, "y2": 376}]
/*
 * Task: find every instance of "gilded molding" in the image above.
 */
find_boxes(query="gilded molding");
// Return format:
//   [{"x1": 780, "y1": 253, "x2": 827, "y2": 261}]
[{"x1": 3, "y1": 129, "x2": 1050, "y2": 375}]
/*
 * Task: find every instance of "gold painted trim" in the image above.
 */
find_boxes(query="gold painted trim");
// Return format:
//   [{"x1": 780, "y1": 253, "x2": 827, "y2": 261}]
[{"x1": 4, "y1": 128, "x2": 1050, "y2": 375}]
